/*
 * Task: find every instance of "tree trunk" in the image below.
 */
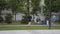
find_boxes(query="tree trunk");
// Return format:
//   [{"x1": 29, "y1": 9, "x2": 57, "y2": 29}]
[
  {"x1": 0, "y1": 10, "x2": 1, "y2": 17},
  {"x1": 15, "y1": 12, "x2": 16, "y2": 21},
  {"x1": 59, "y1": 14, "x2": 60, "y2": 22},
  {"x1": 33, "y1": 14, "x2": 35, "y2": 21}
]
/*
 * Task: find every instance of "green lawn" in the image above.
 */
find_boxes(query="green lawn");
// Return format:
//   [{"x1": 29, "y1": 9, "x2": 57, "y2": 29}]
[
  {"x1": 0, "y1": 21, "x2": 60, "y2": 30},
  {"x1": 0, "y1": 26, "x2": 60, "y2": 30}
]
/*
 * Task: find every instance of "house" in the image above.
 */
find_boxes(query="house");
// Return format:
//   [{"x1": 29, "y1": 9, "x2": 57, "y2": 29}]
[{"x1": 1, "y1": 9, "x2": 25, "y2": 21}]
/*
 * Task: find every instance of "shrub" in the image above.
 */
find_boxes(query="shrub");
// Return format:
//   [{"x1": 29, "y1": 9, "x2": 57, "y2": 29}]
[
  {"x1": 0, "y1": 16, "x2": 3, "y2": 23},
  {"x1": 5, "y1": 13, "x2": 12, "y2": 24},
  {"x1": 21, "y1": 15, "x2": 32, "y2": 24},
  {"x1": 21, "y1": 15, "x2": 29, "y2": 24}
]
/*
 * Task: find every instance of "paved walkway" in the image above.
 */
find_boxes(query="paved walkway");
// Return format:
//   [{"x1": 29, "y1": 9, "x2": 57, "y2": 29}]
[
  {"x1": 0, "y1": 24, "x2": 60, "y2": 26},
  {"x1": 0, "y1": 30, "x2": 60, "y2": 34},
  {"x1": 0, "y1": 25, "x2": 60, "y2": 27}
]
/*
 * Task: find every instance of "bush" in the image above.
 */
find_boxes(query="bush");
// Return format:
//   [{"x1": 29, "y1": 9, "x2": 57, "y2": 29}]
[
  {"x1": 21, "y1": 15, "x2": 29, "y2": 24},
  {"x1": 21, "y1": 15, "x2": 32, "y2": 24},
  {"x1": 0, "y1": 16, "x2": 3, "y2": 23},
  {"x1": 5, "y1": 13, "x2": 12, "y2": 24}
]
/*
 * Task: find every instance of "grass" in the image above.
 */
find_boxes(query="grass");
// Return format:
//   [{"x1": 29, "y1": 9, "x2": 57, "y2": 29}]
[
  {"x1": 0, "y1": 21, "x2": 60, "y2": 25},
  {"x1": 55, "y1": 21, "x2": 60, "y2": 24},
  {"x1": 0, "y1": 26, "x2": 60, "y2": 30},
  {"x1": 0, "y1": 21, "x2": 60, "y2": 30},
  {"x1": 0, "y1": 21, "x2": 21, "y2": 25}
]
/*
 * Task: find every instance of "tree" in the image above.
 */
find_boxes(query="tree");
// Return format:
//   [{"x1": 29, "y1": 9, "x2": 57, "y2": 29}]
[
  {"x1": 45, "y1": 0, "x2": 60, "y2": 22},
  {"x1": 45, "y1": 0, "x2": 60, "y2": 29},
  {"x1": 8, "y1": 0, "x2": 24, "y2": 20},
  {"x1": 31, "y1": 0, "x2": 41, "y2": 21},
  {"x1": 45, "y1": 0, "x2": 60, "y2": 12},
  {"x1": 0, "y1": 0, "x2": 7, "y2": 16},
  {"x1": 5, "y1": 13, "x2": 12, "y2": 24}
]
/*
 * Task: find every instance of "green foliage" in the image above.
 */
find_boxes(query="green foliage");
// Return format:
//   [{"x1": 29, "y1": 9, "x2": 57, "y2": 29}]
[
  {"x1": 7, "y1": 0, "x2": 28, "y2": 14},
  {"x1": 0, "y1": 0, "x2": 6, "y2": 9},
  {"x1": 7, "y1": 0, "x2": 19, "y2": 13},
  {"x1": 21, "y1": 15, "x2": 29, "y2": 24},
  {"x1": 0, "y1": 0, "x2": 6, "y2": 15},
  {"x1": 31, "y1": 0, "x2": 41, "y2": 15},
  {"x1": 5, "y1": 13, "x2": 13, "y2": 24},
  {"x1": 45, "y1": 0, "x2": 60, "y2": 12},
  {"x1": 0, "y1": 0, "x2": 41, "y2": 15},
  {"x1": 0, "y1": 16, "x2": 3, "y2": 23}
]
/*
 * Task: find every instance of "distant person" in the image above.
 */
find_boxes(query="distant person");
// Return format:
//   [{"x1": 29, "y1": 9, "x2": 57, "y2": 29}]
[{"x1": 50, "y1": 15, "x2": 57, "y2": 24}]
